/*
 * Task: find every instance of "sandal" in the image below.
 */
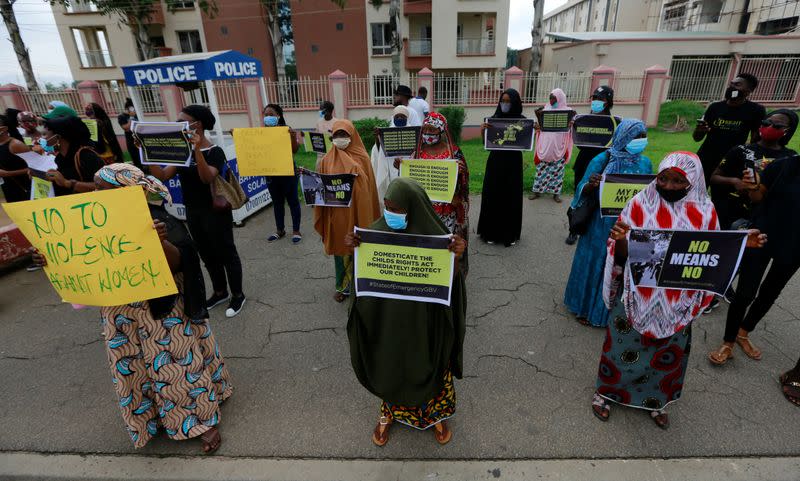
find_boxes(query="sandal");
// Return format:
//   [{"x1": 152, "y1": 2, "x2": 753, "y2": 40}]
[
  {"x1": 433, "y1": 420, "x2": 452, "y2": 445},
  {"x1": 780, "y1": 372, "x2": 800, "y2": 407},
  {"x1": 708, "y1": 344, "x2": 734, "y2": 366},
  {"x1": 267, "y1": 231, "x2": 286, "y2": 242},
  {"x1": 576, "y1": 317, "x2": 591, "y2": 327},
  {"x1": 200, "y1": 427, "x2": 221, "y2": 454},
  {"x1": 736, "y1": 335, "x2": 762, "y2": 360},
  {"x1": 291, "y1": 234, "x2": 302, "y2": 244},
  {"x1": 372, "y1": 416, "x2": 391, "y2": 447},
  {"x1": 651, "y1": 410, "x2": 669, "y2": 430},
  {"x1": 591, "y1": 393, "x2": 610, "y2": 422}
]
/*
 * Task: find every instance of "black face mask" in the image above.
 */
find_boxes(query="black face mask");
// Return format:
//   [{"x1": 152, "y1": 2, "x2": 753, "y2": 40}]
[
  {"x1": 656, "y1": 185, "x2": 689, "y2": 203},
  {"x1": 724, "y1": 87, "x2": 744, "y2": 101}
]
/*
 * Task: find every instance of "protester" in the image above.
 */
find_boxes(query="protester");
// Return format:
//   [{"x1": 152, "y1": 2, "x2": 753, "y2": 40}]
[
  {"x1": 531, "y1": 88, "x2": 573, "y2": 202},
  {"x1": 477, "y1": 88, "x2": 524, "y2": 247},
  {"x1": 392, "y1": 85, "x2": 423, "y2": 126},
  {"x1": 566, "y1": 86, "x2": 615, "y2": 245},
  {"x1": 41, "y1": 114, "x2": 104, "y2": 196},
  {"x1": 592, "y1": 151, "x2": 765, "y2": 428},
  {"x1": 117, "y1": 113, "x2": 142, "y2": 168},
  {"x1": 345, "y1": 177, "x2": 466, "y2": 446},
  {"x1": 412, "y1": 112, "x2": 470, "y2": 275},
  {"x1": 85, "y1": 102, "x2": 123, "y2": 164},
  {"x1": 314, "y1": 120, "x2": 381, "y2": 302},
  {"x1": 43, "y1": 104, "x2": 79, "y2": 120},
  {"x1": 408, "y1": 86, "x2": 430, "y2": 121},
  {"x1": 262, "y1": 104, "x2": 302, "y2": 243},
  {"x1": 16, "y1": 110, "x2": 41, "y2": 146},
  {"x1": 46, "y1": 100, "x2": 69, "y2": 113},
  {"x1": 564, "y1": 119, "x2": 652, "y2": 328},
  {"x1": 149, "y1": 105, "x2": 246, "y2": 318},
  {"x1": 124, "y1": 97, "x2": 137, "y2": 120},
  {"x1": 693, "y1": 73, "x2": 765, "y2": 184},
  {"x1": 708, "y1": 110, "x2": 799, "y2": 366},
  {"x1": 371, "y1": 105, "x2": 411, "y2": 209},
  {"x1": 0, "y1": 113, "x2": 32, "y2": 202},
  {"x1": 314, "y1": 101, "x2": 337, "y2": 168},
  {"x1": 31, "y1": 163, "x2": 232, "y2": 452},
  {"x1": 782, "y1": 356, "x2": 800, "y2": 407}
]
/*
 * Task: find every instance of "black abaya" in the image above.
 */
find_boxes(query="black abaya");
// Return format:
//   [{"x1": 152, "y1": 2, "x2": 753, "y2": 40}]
[{"x1": 477, "y1": 149, "x2": 523, "y2": 245}]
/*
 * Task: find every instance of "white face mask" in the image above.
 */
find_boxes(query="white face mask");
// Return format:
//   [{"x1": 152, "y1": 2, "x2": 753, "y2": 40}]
[{"x1": 332, "y1": 137, "x2": 351, "y2": 150}]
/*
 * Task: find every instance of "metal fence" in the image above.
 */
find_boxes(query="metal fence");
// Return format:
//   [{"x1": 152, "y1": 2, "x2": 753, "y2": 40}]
[
  {"x1": 264, "y1": 77, "x2": 329, "y2": 110},
  {"x1": 520, "y1": 72, "x2": 594, "y2": 104},
  {"x1": 347, "y1": 74, "x2": 417, "y2": 107},
  {"x1": 433, "y1": 71, "x2": 503, "y2": 105},
  {"x1": 667, "y1": 55, "x2": 733, "y2": 102},
  {"x1": 615, "y1": 74, "x2": 646, "y2": 102},
  {"x1": 737, "y1": 55, "x2": 800, "y2": 103},
  {"x1": 18, "y1": 89, "x2": 83, "y2": 116}
]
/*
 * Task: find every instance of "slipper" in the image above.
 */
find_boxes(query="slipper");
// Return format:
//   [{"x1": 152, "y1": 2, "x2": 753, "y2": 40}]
[
  {"x1": 372, "y1": 417, "x2": 391, "y2": 447},
  {"x1": 736, "y1": 335, "x2": 762, "y2": 360},
  {"x1": 433, "y1": 421, "x2": 452, "y2": 445},
  {"x1": 268, "y1": 231, "x2": 286, "y2": 242},
  {"x1": 291, "y1": 234, "x2": 302, "y2": 244},
  {"x1": 592, "y1": 393, "x2": 610, "y2": 422}
]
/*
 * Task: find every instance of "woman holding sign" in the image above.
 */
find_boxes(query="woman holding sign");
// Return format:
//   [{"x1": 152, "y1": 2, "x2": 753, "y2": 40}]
[
  {"x1": 564, "y1": 119, "x2": 652, "y2": 328},
  {"x1": 262, "y1": 104, "x2": 303, "y2": 244},
  {"x1": 345, "y1": 177, "x2": 466, "y2": 446},
  {"x1": 41, "y1": 115, "x2": 105, "y2": 196},
  {"x1": 85, "y1": 102, "x2": 123, "y2": 164},
  {"x1": 315, "y1": 120, "x2": 380, "y2": 302},
  {"x1": 530, "y1": 88, "x2": 573, "y2": 203},
  {"x1": 592, "y1": 151, "x2": 765, "y2": 428}
]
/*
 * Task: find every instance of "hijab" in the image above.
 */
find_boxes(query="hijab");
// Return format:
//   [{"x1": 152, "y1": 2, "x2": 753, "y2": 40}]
[
  {"x1": 391, "y1": 105, "x2": 411, "y2": 127},
  {"x1": 371, "y1": 178, "x2": 448, "y2": 235},
  {"x1": 330, "y1": 120, "x2": 380, "y2": 220},
  {"x1": 605, "y1": 118, "x2": 647, "y2": 174},
  {"x1": 535, "y1": 88, "x2": 573, "y2": 162},
  {"x1": 604, "y1": 152, "x2": 719, "y2": 339},
  {"x1": 492, "y1": 88, "x2": 524, "y2": 119}
]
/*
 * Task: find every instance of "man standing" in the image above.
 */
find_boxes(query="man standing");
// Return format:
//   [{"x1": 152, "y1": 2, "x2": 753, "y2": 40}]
[
  {"x1": 393, "y1": 85, "x2": 422, "y2": 126},
  {"x1": 694, "y1": 73, "x2": 765, "y2": 183},
  {"x1": 408, "y1": 86, "x2": 430, "y2": 121}
]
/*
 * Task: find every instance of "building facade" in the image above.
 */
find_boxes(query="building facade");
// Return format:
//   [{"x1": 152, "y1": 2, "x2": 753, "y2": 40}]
[
  {"x1": 543, "y1": 0, "x2": 662, "y2": 39},
  {"x1": 659, "y1": 0, "x2": 800, "y2": 34}
]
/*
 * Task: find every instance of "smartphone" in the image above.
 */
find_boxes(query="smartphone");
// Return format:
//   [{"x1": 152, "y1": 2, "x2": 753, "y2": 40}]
[{"x1": 743, "y1": 158, "x2": 756, "y2": 181}]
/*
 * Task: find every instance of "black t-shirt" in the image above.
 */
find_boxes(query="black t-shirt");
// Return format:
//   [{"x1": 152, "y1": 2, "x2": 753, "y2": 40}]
[
  {"x1": 0, "y1": 142, "x2": 30, "y2": 202},
  {"x1": 756, "y1": 155, "x2": 800, "y2": 263},
  {"x1": 54, "y1": 146, "x2": 104, "y2": 196},
  {"x1": 124, "y1": 130, "x2": 142, "y2": 169},
  {"x1": 697, "y1": 100, "x2": 766, "y2": 168},
  {"x1": 179, "y1": 145, "x2": 226, "y2": 210}
]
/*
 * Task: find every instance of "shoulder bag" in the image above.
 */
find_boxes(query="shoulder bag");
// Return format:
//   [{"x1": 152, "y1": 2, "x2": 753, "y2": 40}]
[
  {"x1": 211, "y1": 159, "x2": 248, "y2": 211},
  {"x1": 567, "y1": 152, "x2": 610, "y2": 235}
]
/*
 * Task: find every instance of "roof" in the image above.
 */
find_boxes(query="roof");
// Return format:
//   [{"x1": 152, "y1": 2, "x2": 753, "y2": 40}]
[
  {"x1": 543, "y1": 0, "x2": 584, "y2": 21},
  {"x1": 546, "y1": 31, "x2": 751, "y2": 42},
  {"x1": 121, "y1": 50, "x2": 263, "y2": 86}
]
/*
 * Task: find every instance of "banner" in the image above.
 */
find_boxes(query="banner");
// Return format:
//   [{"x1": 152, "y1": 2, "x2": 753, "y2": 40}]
[
  {"x1": 483, "y1": 118, "x2": 535, "y2": 151},
  {"x1": 399, "y1": 159, "x2": 458, "y2": 203},
  {"x1": 379, "y1": 126, "x2": 421, "y2": 157},
  {"x1": 599, "y1": 173, "x2": 656, "y2": 217},
  {"x1": 83, "y1": 119, "x2": 99, "y2": 142},
  {"x1": 233, "y1": 127, "x2": 294, "y2": 176},
  {"x1": 572, "y1": 114, "x2": 622, "y2": 148},
  {"x1": 627, "y1": 229, "x2": 748, "y2": 296},
  {"x1": 540, "y1": 110, "x2": 576, "y2": 132},
  {"x1": 132, "y1": 121, "x2": 192, "y2": 167},
  {"x1": 354, "y1": 227, "x2": 455, "y2": 305},
  {"x1": 2, "y1": 187, "x2": 178, "y2": 306},
  {"x1": 304, "y1": 132, "x2": 331, "y2": 154},
  {"x1": 299, "y1": 170, "x2": 355, "y2": 207}
]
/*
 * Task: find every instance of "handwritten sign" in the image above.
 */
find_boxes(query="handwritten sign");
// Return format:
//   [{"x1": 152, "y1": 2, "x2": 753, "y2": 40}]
[
  {"x1": 83, "y1": 119, "x2": 98, "y2": 142},
  {"x1": 399, "y1": 159, "x2": 458, "y2": 203},
  {"x1": 30, "y1": 173, "x2": 54, "y2": 200},
  {"x1": 233, "y1": 127, "x2": 294, "y2": 176},
  {"x1": 2, "y1": 187, "x2": 177, "y2": 306}
]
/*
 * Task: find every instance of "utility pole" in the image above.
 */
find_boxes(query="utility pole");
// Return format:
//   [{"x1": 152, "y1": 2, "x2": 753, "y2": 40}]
[{"x1": 0, "y1": 0, "x2": 38, "y2": 90}]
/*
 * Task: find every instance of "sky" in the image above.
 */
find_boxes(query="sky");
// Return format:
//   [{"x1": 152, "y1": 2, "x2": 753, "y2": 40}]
[{"x1": 0, "y1": 0, "x2": 569, "y2": 87}]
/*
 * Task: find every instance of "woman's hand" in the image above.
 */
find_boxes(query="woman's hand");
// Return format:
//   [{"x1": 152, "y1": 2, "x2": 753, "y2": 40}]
[
  {"x1": 393, "y1": 158, "x2": 403, "y2": 169},
  {"x1": 30, "y1": 248, "x2": 47, "y2": 267},
  {"x1": 132, "y1": 134, "x2": 143, "y2": 149},
  {"x1": 583, "y1": 173, "x2": 602, "y2": 191},
  {"x1": 186, "y1": 130, "x2": 202, "y2": 151},
  {"x1": 610, "y1": 221, "x2": 630, "y2": 242},
  {"x1": 448, "y1": 234, "x2": 466, "y2": 259},
  {"x1": 46, "y1": 169, "x2": 69, "y2": 188},
  {"x1": 153, "y1": 220, "x2": 168, "y2": 242},
  {"x1": 742, "y1": 169, "x2": 760, "y2": 189},
  {"x1": 31, "y1": 144, "x2": 45, "y2": 155},
  {"x1": 746, "y1": 229, "x2": 767, "y2": 248},
  {"x1": 344, "y1": 232, "x2": 361, "y2": 248}
]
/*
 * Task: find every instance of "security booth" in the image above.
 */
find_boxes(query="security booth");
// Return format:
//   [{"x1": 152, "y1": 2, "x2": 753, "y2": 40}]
[{"x1": 121, "y1": 50, "x2": 270, "y2": 224}]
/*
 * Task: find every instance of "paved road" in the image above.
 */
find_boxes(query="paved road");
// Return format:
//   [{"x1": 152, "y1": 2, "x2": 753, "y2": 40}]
[{"x1": 1, "y1": 196, "x2": 799, "y2": 462}]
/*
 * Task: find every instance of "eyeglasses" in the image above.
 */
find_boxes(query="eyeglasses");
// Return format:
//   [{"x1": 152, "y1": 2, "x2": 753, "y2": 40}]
[{"x1": 761, "y1": 119, "x2": 788, "y2": 129}]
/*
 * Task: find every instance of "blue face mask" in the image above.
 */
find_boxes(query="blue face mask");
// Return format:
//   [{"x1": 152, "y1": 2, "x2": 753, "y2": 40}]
[
  {"x1": 384, "y1": 209, "x2": 408, "y2": 230},
  {"x1": 393, "y1": 117, "x2": 407, "y2": 127},
  {"x1": 263, "y1": 116, "x2": 279, "y2": 127},
  {"x1": 625, "y1": 138, "x2": 648, "y2": 154},
  {"x1": 319, "y1": 111, "x2": 325, "y2": 118},
  {"x1": 591, "y1": 100, "x2": 605, "y2": 113},
  {"x1": 551, "y1": 102, "x2": 558, "y2": 108},
  {"x1": 38, "y1": 136, "x2": 55, "y2": 153}
]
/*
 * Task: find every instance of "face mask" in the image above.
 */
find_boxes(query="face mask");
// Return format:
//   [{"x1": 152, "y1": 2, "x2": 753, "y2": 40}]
[
  {"x1": 551, "y1": 101, "x2": 559, "y2": 108},
  {"x1": 393, "y1": 117, "x2": 408, "y2": 127},
  {"x1": 36, "y1": 126, "x2": 46, "y2": 134},
  {"x1": 724, "y1": 87, "x2": 742, "y2": 100},
  {"x1": 383, "y1": 209, "x2": 408, "y2": 230},
  {"x1": 422, "y1": 133, "x2": 440, "y2": 145},
  {"x1": 38, "y1": 136, "x2": 56, "y2": 153},
  {"x1": 625, "y1": 138, "x2": 648, "y2": 154},
  {"x1": 759, "y1": 125, "x2": 786, "y2": 142},
  {"x1": 85, "y1": 110, "x2": 94, "y2": 118},
  {"x1": 656, "y1": 184, "x2": 689, "y2": 203},
  {"x1": 128, "y1": 107, "x2": 135, "y2": 113},
  {"x1": 319, "y1": 111, "x2": 325, "y2": 118},
  {"x1": 591, "y1": 100, "x2": 605, "y2": 113},
  {"x1": 332, "y1": 137, "x2": 351, "y2": 150},
  {"x1": 500, "y1": 102, "x2": 511, "y2": 114},
  {"x1": 263, "y1": 116, "x2": 279, "y2": 127}
]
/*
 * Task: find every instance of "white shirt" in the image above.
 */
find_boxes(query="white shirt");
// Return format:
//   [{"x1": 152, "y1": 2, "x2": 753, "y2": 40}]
[{"x1": 408, "y1": 97, "x2": 429, "y2": 123}]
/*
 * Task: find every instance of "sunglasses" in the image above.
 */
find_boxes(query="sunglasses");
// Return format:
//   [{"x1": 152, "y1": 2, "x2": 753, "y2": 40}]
[{"x1": 761, "y1": 119, "x2": 788, "y2": 129}]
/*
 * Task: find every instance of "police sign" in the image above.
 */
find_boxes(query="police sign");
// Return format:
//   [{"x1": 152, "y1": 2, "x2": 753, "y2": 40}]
[{"x1": 122, "y1": 50, "x2": 263, "y2": 86}]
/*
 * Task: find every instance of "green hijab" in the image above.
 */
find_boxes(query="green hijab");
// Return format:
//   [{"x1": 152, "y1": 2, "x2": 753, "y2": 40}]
[{"x1": 347, "y1": 178, "x2": 467, "y2": 406}]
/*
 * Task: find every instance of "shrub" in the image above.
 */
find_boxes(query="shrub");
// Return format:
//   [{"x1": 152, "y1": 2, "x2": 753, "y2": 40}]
[
  {"x1": 353, "y1": 117, "x2": 390, "y2": 152},
  {"x1": 658, "y1": 100, "x2": 706, "y2": 131},
  {"x1": 438, "y1": 106, "x2": 466, "y2": 144}
]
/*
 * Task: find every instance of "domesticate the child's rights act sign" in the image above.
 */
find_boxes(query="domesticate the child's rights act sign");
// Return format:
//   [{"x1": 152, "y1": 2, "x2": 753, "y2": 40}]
[
  {"x1": 399, "y1": 159, "x2": 458, "y2": 203},
  {"x1": 2, "y1": 187, "x2": 177, "y2": 306},
  {"x1": 354, "y1": 227, "x2": 455, "y2": 305}
]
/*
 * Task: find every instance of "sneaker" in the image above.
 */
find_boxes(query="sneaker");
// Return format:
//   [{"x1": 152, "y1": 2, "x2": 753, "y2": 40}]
[
  {"x1": 703, "y1": 298, "x2": 720, "y2": 315},
  {"x1": 225, "y1": 295, "x2": 246, "y2": 318},
  {"x1": 206, "y1": 292, "x2": 230, "y2": 310},
  {"x1": 565, "y1": 233, "x2": 578, "y2": 245},
  {"x1": 26, "y1": 264, "x2": 42, "y2": 272},
  {"x1": 267, "y1": 231, "x2": 286, "y2": 242}
]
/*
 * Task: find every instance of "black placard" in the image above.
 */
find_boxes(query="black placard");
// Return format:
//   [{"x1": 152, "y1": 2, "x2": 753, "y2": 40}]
[
  {"x1": 572, "y1": 114, "x2": 623, "y2": 148},
  {"x1": 300, "y1": 170, "x2": 355, "y2": 207},
  {"x1": 540, "y1": 110, "x2": 576, "y2": 132},
  {"x1": 379, "y1": 127, "x2": 421, "y2": 157},
  {"x1": 483, "y1": 118, "x2": 535, "y2": 151},
  {"x1": 309, "y1": 132, "x2": 328, "y2": 154}
]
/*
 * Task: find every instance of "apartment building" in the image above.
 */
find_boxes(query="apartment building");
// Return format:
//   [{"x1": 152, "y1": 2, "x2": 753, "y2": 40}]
[
  {"x1": 52, "y1": 1, "x2": 277, "y2": 87},
  {"x1": 659, "y1": 0, "x2": 800, "y2": 34},
  {"x1": 543, "y1": 0, "x2": 662, "y2": 40}
]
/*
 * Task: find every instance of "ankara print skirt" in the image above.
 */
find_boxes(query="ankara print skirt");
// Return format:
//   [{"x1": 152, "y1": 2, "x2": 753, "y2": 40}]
[
  {"x1": 101, "y1": 274, "x2": 233, "y2": 448},
  {"x1": 532, "y1": 157, "x2": 567, "y2": 195},
  {"x1": 595, "y1": 299, "x2": 691, "y2": 412},
  {"x1": 380, "y1": 369, "x2": 455, "y2": 430}
]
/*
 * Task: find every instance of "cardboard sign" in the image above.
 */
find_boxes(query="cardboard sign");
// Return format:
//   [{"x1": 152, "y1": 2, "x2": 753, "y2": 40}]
[
  {"x1": 233, "y1": 127, "x2": 294, "y2": 176},
  {"x1": 305, "y1": 132, "x2": 332, "y2": 154},
  {"x1": 133, "y1": 121, "x2": 192, "y2": 167},
  {"x1": 30, "y1": 172, "x2": 54, "y2": 200},
  {"x1": 599, "y1": 173, "x2": 656, "y2": 217},
  {"x1": 399, "y1": 159, "x2": 458, "y2": 203},
  {"x1": 354, "y1": 227, "x2": 455, "y2": 306},
  {"x1": 572, "y1": 114, "x2": 622, "y2": 148},
  {"x1": 379, "y1": 127, "x2": 421, "y2": 157},
  {"x1": 2, "y1": 187, "x2": 178, "y2": 306},
  {"x1": 83, "y1": 119, "x2": 98, "y2": 142},
  {"x1": 300, "y1": 170, "x2": 356, "y2": 207},
  {"x1": 628, "y1": 229, "x2": 748, "y2": 296},
  {"x1": 540, "y1": 110, "x2": 576, "y2": 132},
  {"x1": 483, "y1": 118, "x2": 535, "y2": 151}
]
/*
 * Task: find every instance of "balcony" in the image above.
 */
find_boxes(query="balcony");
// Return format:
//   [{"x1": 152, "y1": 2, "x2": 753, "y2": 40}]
[
  {"x1": 457, "y1": 37, "x2": 495, "y2": 56},
  {"x1": 408, "y1": 38, "x2": 432, "y2": 56},
  {"x1": 78, "y1": 49, "x2": 114, "y2": 68},
  {"x1": 404, "y1": 0, "x2": 431, "y2": 15}
]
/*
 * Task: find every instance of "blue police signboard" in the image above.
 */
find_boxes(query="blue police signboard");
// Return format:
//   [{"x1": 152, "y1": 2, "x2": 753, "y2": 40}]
[{"x1": 122, "y1": 50, "x2": 263, "y2": 86}]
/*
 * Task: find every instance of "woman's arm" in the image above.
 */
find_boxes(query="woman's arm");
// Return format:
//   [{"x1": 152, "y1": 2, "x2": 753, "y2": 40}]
[
  {"x1": 289, "y1": 128, "x2": 299, "y2": 154},
  {"x1": 192, "y1": 144, "x2": 219, "y2": 184},
  {"x1": 148, "y1": 165, "x2": 179, "y2": 181},
  {"x1": 610, "y1": 220, "x2": 630, "y2": 265}
]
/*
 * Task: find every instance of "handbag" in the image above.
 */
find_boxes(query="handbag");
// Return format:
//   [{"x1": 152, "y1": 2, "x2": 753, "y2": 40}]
[
  {"x1": 211, "y1": 162, "x2": 247, "y2": 211},
  {"x1": 567, "y1": 152, "x2": 610, "y2": 235}
]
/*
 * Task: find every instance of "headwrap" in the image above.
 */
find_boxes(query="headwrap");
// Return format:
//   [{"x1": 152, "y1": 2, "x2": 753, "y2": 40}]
[
  {"x1": 535, "y1": 88, "x2": 573, "y2": 162},
  {"x1": 603, "y1": 152, "x2": 719, "y2": 339},
  {"x1": 17, "y1": 111, "x2": 36, "y2": 123},
  {"x1": 606, "y1": 118, "x2": 648, "y2": 174},
  {"x1": 95, "y1": 163, "x2": 172, "y2": 204},
  {"x1": 392, "y1": 105, "x2": 410, "y2": 126},
  {"x1": 492, "y1": 88, "x2": 524, "y2": 118}
]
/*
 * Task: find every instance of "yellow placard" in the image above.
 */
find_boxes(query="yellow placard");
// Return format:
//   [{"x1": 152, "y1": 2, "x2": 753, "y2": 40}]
[
  {"x1": 31, "y1": 176, "x2": 53, "y2": 200},
  {"x1": 233, "y1": 127, "x2": 294, "y2": 176},
  {"x1": 83, "y1": 119, "x2": 99, "y2": 142},
  {"x1": 2, "y1": 187, "x2": 177, "y2": 306},
  {"x1": 399, "y1": 159, "x2": 458, "y2": 203}
]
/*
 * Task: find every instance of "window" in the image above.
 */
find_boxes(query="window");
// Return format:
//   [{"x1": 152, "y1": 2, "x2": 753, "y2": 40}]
[
  {"x1": 66, "y1": 2, "x2": 98, "y2": 13},
  {"x1": 372, "y1": 75, "x2": 394, "y2": 105},
  {"x1": 71, "y1": 27, "x2": 114, "y2": 68},
  {"x1": 371, "y1": 23, "x2": 392, "y2": 55},
  {"x1": 221, "y1": 26, "x2": 228, "y2": 35},
  {"x1": 171, "y1": 1, "x2": 195, "y2": 8},
  {"x1": 336, "y1": 22, "x2": 344, "y2": 31},
  {"x1": 177, "y1": 30, "x2": 202, "y2": 54},
  {"x1": 756, "y1": 17, "x2": 799, "y2": 35}
]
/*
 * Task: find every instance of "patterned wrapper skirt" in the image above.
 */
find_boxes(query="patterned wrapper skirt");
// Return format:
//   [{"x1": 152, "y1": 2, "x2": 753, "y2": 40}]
[
  {"x1": 595, "y1": 299, "x2": 691, "y2": 412},
  {"x1": 100, "y1": 274, "x2": 233, "y2": 448},
  {"x1": 532, "y1": 158, "x2": 567, "y2": 195},
  {"x1": 380, "y1": 370, "x2": 455, "y2": 430},
  {"x1": 335, "y1": 255, "x2": 353, "y2": 294}
]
